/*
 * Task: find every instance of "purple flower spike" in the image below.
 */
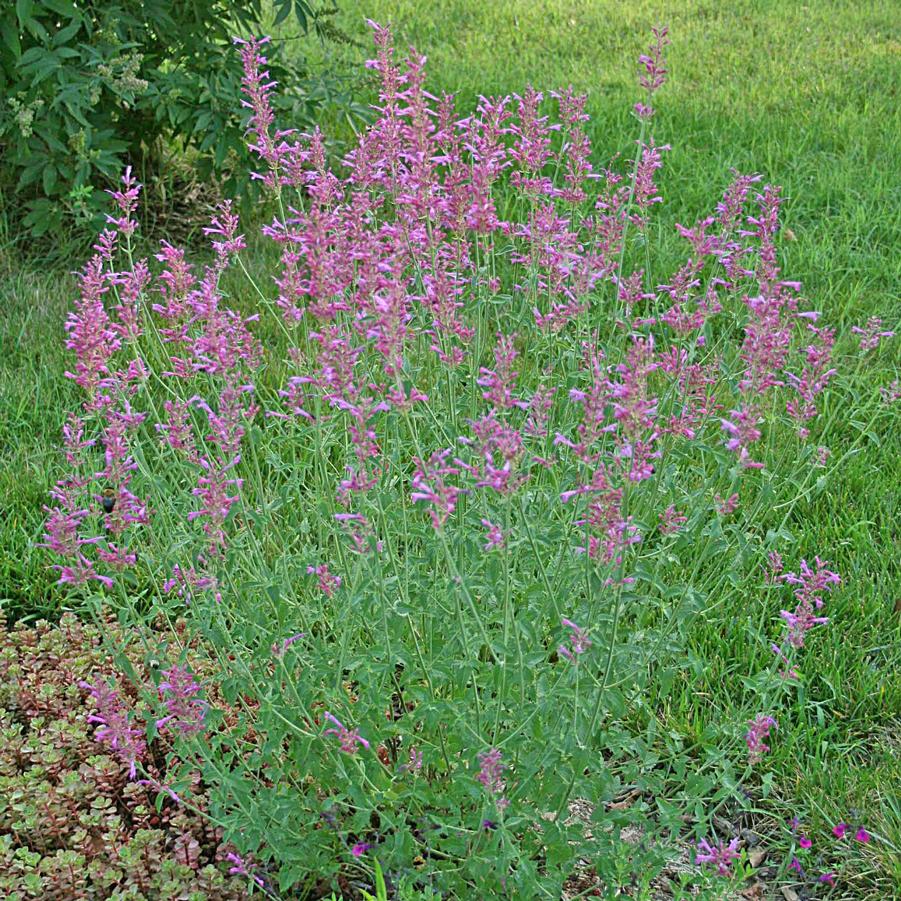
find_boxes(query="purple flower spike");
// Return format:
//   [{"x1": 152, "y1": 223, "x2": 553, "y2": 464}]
[
  {"x1": 695, "y1": 836, "x2": 741, "y2": 877},
  {"x1": 559, "y1": 618, "x2": 592, "y2": 661},
  {"x1": 476, "y1": 747, "x2": 510, "y2": 810},
  {"x1": 156, "y1": 665, "x2": 207, "y2": 737},
  {"x1": 80, "y1": 678, "x2": 146, "y2": 779},
  {"x1": 323, "y1": 711, "x2": 370, "y2": 754},
  {"x1": 745, "y1": 714, "x2": 777, "y2": 763}
]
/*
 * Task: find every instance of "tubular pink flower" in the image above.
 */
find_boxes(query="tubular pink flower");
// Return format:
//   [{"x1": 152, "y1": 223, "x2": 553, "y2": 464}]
[
  {"x1": 80, "y1": 678, "x2": 146, "y2": 779},
  {"x1": 307, "y1": 563, "x2": 341, "y2": 597},
  {"x1": 852, "y1": 316, "x2": 895, "y2": 352},
  {"x1": 695, "y1": 836, "x2": 740, "y2": 877},
  {"x1": 105, "y1": 165, "x2": 142, "y2": 236},
  {"x1": 156, "y1": 665, "x2": 207, "y2": 737},
  {"x1": 411, "y1": 449, "x2": 462, "y2": 529},
  {"x1": 559, "y1": 618, "x2": 591, "y2": 661},
  {"x1": 480, "y1": 519, "x2": 505, "y2": 550},
  {"x1": 745, "y1": 715, "x2": 777, "y2": 763},
  {"x1": 323, "y1": 711, "x2": 370, "y2": 754},
  {"x1": 658, "y1": 504, "x2": 687, "y2": 535},
  {"x1": 476, "y1": 747, "x2": 510, "y2": 810}
]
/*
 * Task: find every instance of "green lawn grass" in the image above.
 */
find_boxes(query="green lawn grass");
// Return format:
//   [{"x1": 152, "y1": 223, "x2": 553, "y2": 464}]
[{"x1": 1, "y1": 0, "x2": 899, "y2": 894}]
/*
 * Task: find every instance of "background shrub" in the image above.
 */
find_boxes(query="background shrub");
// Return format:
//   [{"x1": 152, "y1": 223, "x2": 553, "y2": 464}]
[{"x1": 0, "y1": 0, "x2": 365, "y2": 249}]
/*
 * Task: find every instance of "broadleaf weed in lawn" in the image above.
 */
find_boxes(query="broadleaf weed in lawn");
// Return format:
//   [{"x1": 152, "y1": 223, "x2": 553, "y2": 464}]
[{"x1": 34, "y1": 20, "x2": 898, "y2": 899}]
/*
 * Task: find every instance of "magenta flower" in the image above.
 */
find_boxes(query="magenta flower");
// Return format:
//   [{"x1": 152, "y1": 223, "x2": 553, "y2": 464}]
[
  {"x1": 745, "y1": 714, "x2": 777, "y2": 764},
  {"x1": 324, "y1": 711, "x2": 370, "y2": 754},
  {"x1": 854, "y1": 827, "x2": 870, "y2": 843},
  {"x1": 105, "y1": 165, "x2": 142, "y2": 236},
  {"x1": 695, "y1": 836, "x2": 741, "y2": 877},
  {"x1": 832, "y1": 822, "x2": 849, "y2": 838},
  {"x1": 402, "y1": 746, "x2": 423, "y2": 775},
  {"x1": 715, "y1": 492, "x2": 740, "y2": 515},
  {"x1": 351, "y1": 842, "x2": 372, "y2": 857},
  {"x1": 778, "y1": 557, "x2": 840, "y2": 649},
  {"x1": 798, "y1": 835, "x2": 812, "y2": 850},
  {"x1": 156, "y1": 665, "x2": 207, "y2": 737},
  {"x1": 307, "y1": 563, "x2": 342, "y2": 597},
  {"x1": 637, "y1": 25, "x2": 670, "y2": 95},
  {"x1": 559, "y1": 618, "x2": 592, "y2": 661},
  {"x1": 476, "y1": 747, "x2": 510, "y2": 810},
  {"x1": 80, "y1": 678, "x2": 146, "y2": 779},
  {"x1": 272, "y1": 633, "x2": 305, "y2": 657},
  {"x1": 851, "y1": 316, "x2": 894, "y2": 352},
  {"x1": 658, "y1": 504, "x2": 687, "y2": 535},
  {"x1": 226, "y1": 851, "x2": 266, "y2": 889},
  {"x1": 481, "y1": 519, "x2": 505, "y2": 550},
  {"x1": 203, "y1": 200, "x2": 246, "y2": 265},
  {"x1": 411, "y1": 449, "x2": 462, "y2": 529}
]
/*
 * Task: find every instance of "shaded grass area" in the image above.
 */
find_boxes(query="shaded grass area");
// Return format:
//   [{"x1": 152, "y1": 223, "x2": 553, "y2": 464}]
[{"x1": 1, "y1": 0, "x2": 899, "y2": 894}]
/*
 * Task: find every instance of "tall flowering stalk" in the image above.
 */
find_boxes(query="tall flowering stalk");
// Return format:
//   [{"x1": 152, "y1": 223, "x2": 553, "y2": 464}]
[{"x1": 81, "y1": 678, "x2": 146, "y2": 779}]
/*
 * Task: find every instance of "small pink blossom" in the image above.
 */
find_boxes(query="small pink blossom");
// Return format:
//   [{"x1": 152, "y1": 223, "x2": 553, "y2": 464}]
[
  {"x1": 559, "y1": 618, "x2": 592, "y2": 661},
  {"x1": 308, "y1": 563, "x2": 341, "y2": 597},
  {"x1": 481, "y1": 518, "x2": 505, "y2": 550},
  {"x1": 80, "y1": 678, "x2": 146, "y2": 779},
  {"x1": 695, "y1": 836, "x2": 741, "y2": 877},
  {"x1": 324, "y1": 711, "x2": 370, "y2": 754},
  {"x1": 658, "y1": 504, "x2": 687, "y2": 534},
  {"x1": 715, "y1": 492, "x2": 740, "y2": 515},
  {"x1": 745, "y1": 714, "x2": 777, "y2": 764},
  {"x1": 226, "y1": 851, "x2": 266, "y2": 889},
  {"x1": 272, "y1": 633, "x2": 305, "y2": 657},
  {"x1": 476, "y1": 747, "x2": 510, "y2": 810},
  {"x1": 851, "y1": 316, "x2": 894, "y2": 352},
  {"x1": 155, "y1": 666, "x2": 206, "y2": 737}
]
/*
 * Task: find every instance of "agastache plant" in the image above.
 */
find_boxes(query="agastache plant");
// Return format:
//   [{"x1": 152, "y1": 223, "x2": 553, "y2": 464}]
[{"x1": 41, "y1": 21, "x2": 874, "y2": 898}]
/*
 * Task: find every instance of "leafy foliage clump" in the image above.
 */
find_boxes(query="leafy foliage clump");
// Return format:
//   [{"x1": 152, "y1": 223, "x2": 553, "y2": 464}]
[
  {"x1": 0, "y1": 613, "x2": 249, "y2": 900},
  {"x1": 0, "y1": 0, "x2": 360, "y2": 246}
]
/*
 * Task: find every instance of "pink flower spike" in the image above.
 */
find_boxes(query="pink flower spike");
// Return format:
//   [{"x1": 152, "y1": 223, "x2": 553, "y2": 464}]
[
  {"x1": 226, "y1": 851, "x2": 266, "y2": 889},
  {"x1": 155, "y1": 665, "x2": 207, "y2": 737},
  {"x1": 745, "y1": 714, "x2": 777, "y2": 763},
  {"x1": 476, "y1": 747, "x2": 510, "y2": 810},
  {"x1": 695, "y1": 836, "x2": 741, "y2": 877},
  {"x1": 481, "y1": 518, "x2": 505, "y2": 550},
  {"x1": 559, "y1": 617, "x2": 592, "y2": 661},
  {"x1": 273, "y1": 633, "x2": 305, "y2": 656},
  {"x1": 323, "y1": 711, "x2": 370, "y2": 754},
  {"x1": 307, "y1": 563, "x2": 341, "y2": 597},
  {"x1": 854, "y1": 827, "x2": 870, "y2": 843}
]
